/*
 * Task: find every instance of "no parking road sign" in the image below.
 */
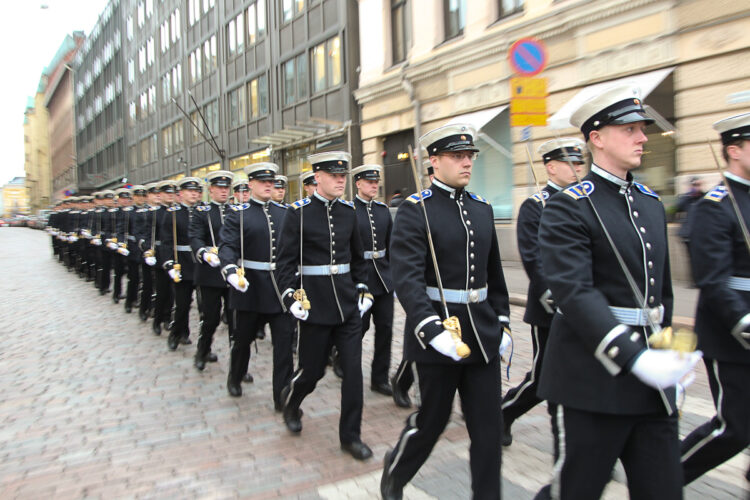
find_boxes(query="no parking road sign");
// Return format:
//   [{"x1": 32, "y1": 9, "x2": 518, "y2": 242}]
[{"x1": 508, "y1": 37, "x2": 548, "y2": 76}]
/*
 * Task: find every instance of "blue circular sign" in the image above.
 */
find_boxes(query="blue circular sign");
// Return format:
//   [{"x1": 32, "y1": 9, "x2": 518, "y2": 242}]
[{"x1": 508, "y1": 38, "x2": 548, "y2": 76}]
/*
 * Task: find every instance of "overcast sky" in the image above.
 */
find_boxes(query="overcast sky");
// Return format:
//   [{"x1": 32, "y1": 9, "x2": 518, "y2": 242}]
[{"x1": 0, "y1": 0, "x2": 110, "y2": 186}]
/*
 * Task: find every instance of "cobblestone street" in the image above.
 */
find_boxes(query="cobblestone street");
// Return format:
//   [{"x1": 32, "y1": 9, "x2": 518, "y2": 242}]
[{"x1": 0, "y1": 228, "x2": 747, "y2": 499}]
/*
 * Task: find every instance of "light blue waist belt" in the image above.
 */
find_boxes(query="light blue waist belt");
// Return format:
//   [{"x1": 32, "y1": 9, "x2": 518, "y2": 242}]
[
  {"x1": 242, "y1": 259, "x2": 276, "y2": 271},
  {"x1": 364, "y1": 249, "x2": 386, "y2": 259},
  {"x1": 728, "y1": 276, "x2": 750, "y2": 291},
  {"x1": 425, "y1": 286, "x2": 488, "y2": 304},
  {"x1": 300, "y1": 263, "x2": 350, "y2": 275}
]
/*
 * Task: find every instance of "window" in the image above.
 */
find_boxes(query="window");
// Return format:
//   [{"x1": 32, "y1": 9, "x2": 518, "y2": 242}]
[
  {"x1": 444, "y1": 0, "x2": 466, "y2": 40},
  {"x1": 129, "y1": 145, "x2": 137, "y2": 169},
  {"x1": 128, "y1": 101, "x2": 137, "y2": 126},
  {"x1": 172, "y1": 64, "x2": 182, "y2": 96},
  {"x1": 189, "y1": 0, "x2": 200, "y2": 25},
  {"x1": 247, "y1": 3, "x2": 256, "y2": 44},
  {"x1": 312, "y1": 35, "x2": 342, "y2": 93},
  {"x1": 137, "y1": 1, "x2": 145, "y2": 27},
  {"x1": 498, "y1": 0, "x2": 523, "y2": 18},
  {"x1": 150, "y1": 134, "x2": 158, "y2": 161},
  {"x1": 391, "y1": 0, "x2": 411, "y2": 64},
  {"x1": 282, "y1": 0, "x2": 293, "y2": 22},
  {"x1": 148, "y1": 85, "x2": 156, "y2": 114},
  {"x1": 139, "y1": 92, "x2": 148, "y2": 116},
  {"x1": 202, "y1": 0, "x2": 215, "y2": 14},
  {"x1": 248, "y1": 74, "x2": 268, "y2": 118},
  {"x1": 162, "y1": 127, "x2": 172, "y2": 156},
  {"x1": 162, "y1": 71, "x2": 172, "y2": 104},
  {"x1": 161, "y1": 21, "x2": 169, "y2": 53},
  {"x1": 282, "y1": 59, "x2": 295, "y2": 106},
  {"x1": 236, "y1": 12, "x2": 244, "y2": 54},
  {"x1": 140, "y1": 138, "x2": 149, "y2": 164},
  {"x1": 227, "y1": 18, "x2": 237, "y2": 55},
  {"x1": 205, "y1": 100, "x2": 219, "y2": 136},
  {"x1": 171, "y1": 10, "x2": 181, "y2": 42},
  {"x1": 296, "y1": 53, "x2": 307, "y2": 100},
  {"x1": 126, "y1": 16, "x2": 133, "y2": 40},
  {"x1": 190, "y1": 111, "x2": 201, "y2": 140},
  {"x1": 189, "y1": 48, "x2": 202, "y2": 83},
  {"x1": 127, "y1": 59, "x2": 134, "y2": 83},
  {"x1": 228, "y1": 86, "x2": 246, "y2": 128},
  {"x1": 147, "y1": 37, "x2": 155, "y2": 66},
  {"x1": 138, "y1": 47, "x2": 146, "y2": 73},
  {"x1": 257, "y1": 0, "x2": 266, "y2": 37},
  {"x1": 174, "y1": 120, "x2": 184, "y2": 149},
  {"x1": 146, "y1": 0, "x2": 153, "y2": 18}
]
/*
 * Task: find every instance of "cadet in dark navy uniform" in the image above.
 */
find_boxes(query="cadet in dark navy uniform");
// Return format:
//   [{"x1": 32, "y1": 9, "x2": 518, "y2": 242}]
[
  {"x1": 501, "y1": 138, "x2": 585, "y2": 448},
  {"x1": 276, "y1": 151, "x2": 374, "y2": 461},
  {"x1": 301, "y1": 170, "x2": 317, "y2": 197},
  {"x1": 220, "y1": 163, "x2": 294, "y2": 405},
  {"x1": 380, "y1": 124, "x2": 512, "y2": 500},
  {"x1": 351, "y1": 164, "x2": 394, "y2": 396},
  {"x1": 272, "y1": 175, "x2": 289, "y2": 205},
  {"x1": 534, "y1": 85, "x2": 702, "y2": 500},
  {"x1": 97, "y1": 190, "x2": 116, "y2": 295},
  {"x1": 116, "y1": 185, "x2": 146, "y2": 314},
  {"x1": 110, "y1": 189, "x2": 128, "y2": 304},
  {"x1": 680, "y1": 112, "x2": 750, "y2": 485},
  {"x1": 135, "y1": 182, "x2": 161, "y2": 321},
  {"x1": 190, "y1": 170, "x2": 234, "y2": 371},
  {"x1": 161, "y1": 177, "x2": 203, "y2": 351},
  {"x1": 149, "y1": 181, "x2": 177, "y2": 335}
]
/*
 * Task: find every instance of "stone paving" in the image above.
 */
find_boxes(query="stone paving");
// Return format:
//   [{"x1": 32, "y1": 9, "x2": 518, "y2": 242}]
[{"x1": 0, "y1": 228, "x2": 747, "y2": 499}]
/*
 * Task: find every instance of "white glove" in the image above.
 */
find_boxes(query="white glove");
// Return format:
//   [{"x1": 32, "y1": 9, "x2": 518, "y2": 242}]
[
  {"x1": 499, "y1": 330, "x2": 513, "y2": 357},
  {"x1": 290, "y1": 301, "x2": 309, "y2": 321},
  {"x1": 227, "y1": 273, "x2": 248, "y2": 292},
  {"x1": 117, "y1": 246, "x2": 130, "y2": 256},
  {"x1": 145, "y1": 256, "x2": 157, "y2": 266},
  {"x1": 70, "y1": 235, "x2": 78, "y2": 243},
  {"x1": 429, "y1": 331, "x2": 462, "y2": 361},
  {"x1": 358, "y1": 295, "x2": 373, "y2": 317},
  {"x1": 168, "y1": 268, "x2": 181, "y2": 281},
  {"x1": 92, "y1": 238, "x2": 102, "y2": 246},
  {"x1": 107, "y1": 241, "x2": 118, "y2": 250},
  {"x1": 203, "y1": 252, "x2": 221, "y2": 267},
  {"x1": 631, "y1": 349, "x2": 703, "y2": 390}
]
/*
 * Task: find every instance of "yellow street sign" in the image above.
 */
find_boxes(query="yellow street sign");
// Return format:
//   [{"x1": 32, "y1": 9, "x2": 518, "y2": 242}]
[
  {"x1": 511, "y1": 99, "x2": 547, "y2": 114},
  {"x1": 510, "y1": 77, "x2": 548, "y2": 127},
  {"x1": 511, "y1": 114, "x2": 548, "y2": 127},
  {"x1": 511, "y1": 77, "x2": 548, "y2": 98}
]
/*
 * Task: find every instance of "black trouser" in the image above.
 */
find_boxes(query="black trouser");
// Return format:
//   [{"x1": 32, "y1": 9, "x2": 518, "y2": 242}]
[
  {"x1": 125, "y1": 259, "x2": 140, "y2": 307},
  {"x1": 76, "y1": 240, "x2": 87, "y2": 275},
  {"x1": 681, "y1": 359, "x2": 750, "y2": 484},
  {"x1": 284, "y1": 312, "x2": 364, "y2": 444},
  {"x1": 170, "y1": 279, "x2": 194, "y2": 340},
  {"x1": 96, "y1": 247, "x2": 111, "y2": 291},
  {"x1": 139, "y1": 263, "x2": 154, "y2": 316},
  {"x1": 52, "y1": 235, "x2": 59, "y2": 256},
  {"x1": 230, "y1": 310, "x2": 294, "y2": 405},
  {"x1": 196, "y1": 285, "x2": 226, "y2": 358},
  {"x1": 502, "y1": 325, "x2": 549, "y2": 428},
  {"x1": 87, "y1": 244, "x2": 97, "y2": 280},
  {"x1": 63, "y1": 241, "x2": 73, "y2": 268},
  {"x1": 153, "y1": 268, "x2": 173, "y2": 325},
  {"x1": 535, "y1": 407, "x2": 682, "y2": 500},
  {"x1": 112, "y1": 252, "x2": 126, "y2": 299},
  {"x1": 360, "y1": 292, "x2": 393, "y2": 386},
  {"x1": 385, "y1": 358, "x2": 503, "y2": 499},
  {"x1": 393, "y1": 358, "x2": 414, "y2": 394}
]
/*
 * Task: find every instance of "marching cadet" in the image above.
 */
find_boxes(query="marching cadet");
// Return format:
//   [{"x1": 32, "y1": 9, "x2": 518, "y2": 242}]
[
  {"x1": 501, "y1": 138, "x2": 585, "y2": 448},
  {"x1": 680, "y1": 112, "x2": 750, "y2": 484},
  {"x1": 380, "y1": 125, "x2": 512, "y2": 500},
  {"x1": 78, "y1": 196, "x2": 95, "y2": 281},
  {"x1": 219, "y1": 163, "x2": 294, "y2": 404},
  {"x1": 301, "y1": 170, "x2": 317, "y2": 197},
  {"x1": 48, "y1": 203, "x2": 61, "y2": 258},
  {"x1": 351, "y1": 164, "x2": 394, "y2": 396},
  {"x1": 390, "y1": 159, "x2": 435, "y2": 409},
  {"x1": 110, "y1": 189, "x2": 128, "y2": 304},
  {"x1": 97, "y1": 190, "x2": 116, "y2": 295},
  {"x1": 161, "y1": 177, "x2": 203, "y2": 351},
  {"x1": 190, "y1": 170, "x2": 234, "y2": 371},
  {"x1": 150, "y1": 180, "x2": 177, "y2": 335},
  {"x1": 135, "y1": 183, "x2": 160, "y2": 321},
  {"x1": 84, "y1": 195, "x2": 99, "y2": 282},
  {"x1": 116, "y1": 185, "x2": 147, "y2": 314},
  {"x1": 276, "y1": 151, "x2": 374, "y2": 461},
  {"x1": 534, "y1": 85, "x2": 702, "y2": 500},
  {"x1": 232, "y1": 177, "x2": 251, "y2": 204},
  {"x1": 272, "y1": 175, "x2": 289, "y2": 205},
  {"x1": 63, "y1": 197, "x2": 79, "y2": 271}
]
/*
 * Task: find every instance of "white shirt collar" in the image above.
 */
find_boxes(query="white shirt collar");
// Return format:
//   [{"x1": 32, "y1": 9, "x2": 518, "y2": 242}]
[
  {"x1": 314, "y1": 190, "x2": 338, "y2": 206},
  {"x1": 251, "y1": 196, "x2": 270, "y2": 206},
  {"x1": 355, "y1": 194, "x2": 373, "y2": 205},
  {"x1": 724, "y1": 172, "x2": 750, "y2": 188},
  {"x1": 591, "y1": 164, "x2": 629, "y2": 188},
  {"x1": 547, "y1": 180, "x2": 563, "y2": 191}
]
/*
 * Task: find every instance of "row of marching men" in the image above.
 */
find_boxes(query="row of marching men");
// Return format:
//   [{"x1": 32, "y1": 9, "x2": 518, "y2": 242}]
[{"x1": 46, "y1": 158, "x2": 400, "y2": 461}]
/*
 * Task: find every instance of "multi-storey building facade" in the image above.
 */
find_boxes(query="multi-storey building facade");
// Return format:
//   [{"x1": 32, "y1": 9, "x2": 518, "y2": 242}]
[
  {"x1": 118, "y1": 0, "x2": 361, "y2": 200},
  {"x1": 46, "y1": 33, "x2": 85, "y2": 204},
  {"x1": 24, "y1": 92, "x2": 51, "y2": 214},
  {"x1": 74, "y1": 0, "x2": 127, "y2": 192},
  {"x1": 355, "y1": 0, "x2": 750, "y2": 278},
  {"x1": 2, "y1": 177, "x2": 29, "y2": 218}
]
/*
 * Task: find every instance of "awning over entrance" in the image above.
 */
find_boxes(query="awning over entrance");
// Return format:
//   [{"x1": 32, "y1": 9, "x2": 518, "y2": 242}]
[
  {"x1": 447, "y1": 104, "x2": 509, "y2": 132},
  {"x1": 548, "y1": 67, "x2": 675, "y2": 129},
  {"x1": 250, "y1": 119, "x2": 348, "y2": 150}
]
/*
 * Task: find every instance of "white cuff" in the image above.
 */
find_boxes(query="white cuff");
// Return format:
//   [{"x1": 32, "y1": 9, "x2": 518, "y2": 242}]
[
  {"x1": 414, "y1": 315, "x2": 441, "y2": 349},
  {"x1": 731, "y1": 313, "x2": 750, "y2": 349},
  {"x1": 594, "y1": 324, "x2": 629, "y2": 376}
]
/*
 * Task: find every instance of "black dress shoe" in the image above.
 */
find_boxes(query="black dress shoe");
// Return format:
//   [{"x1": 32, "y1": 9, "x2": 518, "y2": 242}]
[
  {"x1": 333, "y1": 361, "x2": 344, "y2": 379},
  {"x1": 502, "y1": 423, "x2": 513, "y2": 447},
  {"x1": 124, "y1": 304, "x2": 132, "y2": 313},
  {"x1": 139, "y1": 310, "x2": 148, "y2": 322},
  {"x1": 371, "y1": 382, "x2": 393, "y2": 396},
  {"x1": 381, "y1": 450, "x2": 403, "y2": 500},
  {"x1": 112, "y1": 296, "x2": 120, "y2": 304},
  {"x1": 227, "y1": 378, "x2": 242, "y2": 397},
  {"x1": 99, "y1": 289, "x2": 108, "y2": 296},
  {"x1": 390, "y1": 376, "x2": 411, "y2": 408},
  {"x1": 194, "y1": 356, "x2": 206, "y2": 371},
  {"x1": 179, "y1": 336, "x2": 192, "y2": 345},
  {"x1": 242, "y1": 373, "x2": 254, "y2": 383},
  {"x1": 256, "y1": 327, "x2": 265, "y2": 340},
  {"x1": 341, "y1": 440, "x2": 373, "y2": 461},
  {"x1": 283, "y1": 405, "x2": 302, "y2": 434},
  {"x1": 167, "y1": 335, "x2": 178, "y2": 351},
  {"x1": 152, "y1": 322, "x2": 162, "y2": 336},
  {"x1": 205, "y1": 352, "x2": 218, "y2": 363}
]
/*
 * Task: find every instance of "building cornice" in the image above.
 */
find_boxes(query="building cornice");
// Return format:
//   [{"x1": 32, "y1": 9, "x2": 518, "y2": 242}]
[{"x1": 355, "y1": 0, "x2": 667, "y2": 105}]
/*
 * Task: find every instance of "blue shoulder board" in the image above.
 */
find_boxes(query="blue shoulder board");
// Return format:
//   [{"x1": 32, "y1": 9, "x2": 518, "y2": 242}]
[
  {"x1": 339, "y1": 199, "x2": 355, "y2": 209},
  {"x1": 407, "y1": 189, "x2": 432, "y2": 204},
  {"x1": 166, "y1": 205, "x2": 181, "y2": 212},
  {"x1": 230, "y1": 203, "x2": 250, "y2": 211},
  {"x1": 468, "y1": 192, "x2": 490, "y2": 204},
  {"x1": 195, "y1": 205, "x2": 211, "y2": 212},
  {"x1": 563, "y1": 181, "x2": 595, "y2": 200},
  {"x1": 270, "y1": 201, "x2": 287, "y2": 209},
  {"x1": 374, "y1": 200, "x2": 388, "y2": 207},
  {"x1": 530, "y1": 191, "x2": 550, "y2": 203},
  {"x1": 292, "y1": 198, "x2": 311, "y2": 209},
  {"x1": 634, "y1": 182, "x2": 660, "y2": 200},
  {"x1": 705, "y1": 185, "x2": 728, "y2": 203}
]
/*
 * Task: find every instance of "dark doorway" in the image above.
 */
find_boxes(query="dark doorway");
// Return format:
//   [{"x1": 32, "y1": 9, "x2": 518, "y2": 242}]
[{"x1": 383, "y1": 129, "x2": 416, "y2": 203}]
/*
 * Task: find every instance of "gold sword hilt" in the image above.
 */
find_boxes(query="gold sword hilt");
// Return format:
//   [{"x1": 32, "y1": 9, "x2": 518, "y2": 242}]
[
  {"x1": 172, "y1": 263, "x2": 182, "y2": 283},
  {"x1": 293, "y1": 288, "x2": 311, "y2": 310},
  {"x1": 648, "y1": 326, "x2": 698, "y2": 354},
  {"x1": 236, "y1": 267, "x2": 247, "y2": 288},
  {"x1": 442, "y1": 316, "x2": 471, "y2": 358}
]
